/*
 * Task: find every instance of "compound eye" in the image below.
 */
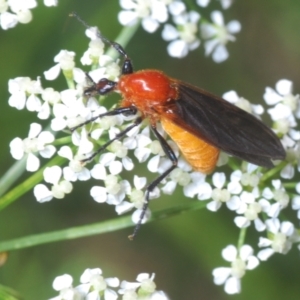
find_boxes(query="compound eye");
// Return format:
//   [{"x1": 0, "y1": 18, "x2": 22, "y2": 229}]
[
  {"x1": 96, "y1": 78, "x2": 116, "y2": 95},
  {"x1": 84, "y1": 78, "x2": 116, "y2": 96}
]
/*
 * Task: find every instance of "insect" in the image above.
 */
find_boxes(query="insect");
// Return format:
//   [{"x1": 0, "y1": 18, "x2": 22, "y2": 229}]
[{"x1": 70, "y1": 13, "x2": 286, "y2": 239}]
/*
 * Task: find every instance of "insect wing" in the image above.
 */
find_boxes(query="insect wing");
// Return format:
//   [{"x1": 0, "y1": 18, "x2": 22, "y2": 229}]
[{"x1": 162, "y1": 81, "x2": 285, "y2": 168}]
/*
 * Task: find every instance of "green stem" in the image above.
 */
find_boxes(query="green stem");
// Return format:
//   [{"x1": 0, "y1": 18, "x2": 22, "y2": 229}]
[
  {"x1": 237, "y1": 227, "x2": 247, "y2": 251},
  {"x1": 0, "y1": 155, "x2": 67, "y2": 211},
  {"x1": 0, "y1": 201, "x2": 207, "y2": 252},
  {"x1": 0, "y1": 158, "x2": 27, "y2": 198},
  {"x1": 260, "y1": 160, "x2": 287, "y2": 182}
]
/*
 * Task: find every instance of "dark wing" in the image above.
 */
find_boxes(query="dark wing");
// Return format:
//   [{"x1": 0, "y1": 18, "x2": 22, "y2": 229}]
[{"x1": 162, "y1": 81, "x2": 285, "y2": 168}]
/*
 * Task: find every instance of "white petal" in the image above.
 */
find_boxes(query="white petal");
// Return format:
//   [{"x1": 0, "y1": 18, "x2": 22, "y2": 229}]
[
  {"x1": 104, "y1": 288, "x2": 118, "y2": 300},
  {"x1": 226, "y1": 196, "x2": 240, "y2": 211},
  {"x1": 26, "y1": 153, "x2": 40, "y2": 171},
  {"x1": 167, "y1": 40, "x2": 188, "y2": 58},
  {"x1": 10, "y1": 137, "x2": 24, "y2": 159},
  {"x1": 224, "y1": 277, "x2": 241, "y2": 294},
  {"x1": 122, "y1": 157, "x2": 134, "y2": 171},
  {"x1": 147, "y1": 155, "x2": 160, "y2": 173},
  {"x1": 28, "y1": 123, "x2": 42, "y2": 138},
  {"x1": 206, "y1": 200, "x2": 221, "y2": 211},
  {"x1": 133, "y1": 175, "x2": 147, "y2": 190},
  {"x1": 109, "y1": 160, "x2": 123, "y2": 175},
  {"x1": 211, "y1": 10, "x2": 224, "y2": 26},
  {"x1": 162, "y1": 181, "x2": 176, "y2": 194},
  {"x1": 44, "y1": 64, "x2": 61, "y2": 80},
  {"x1": 51, "y1": 117, "x2": 67, "y2": 131},
  {"x1": 1, "y1": 12, "x2": 18, "y2": 30},
  {"x1": 134, "y1": 147, "x2": 151, "y2": 162},
  {"x1": 212, "y1": 44, "x2": 229, "y2": 63},
  {"x1": 8, "y1": 91, "x2": 26, "y2": 110},
  {"x1": 99, "y1": 152, "x2": 116, "y2": 166},
  {"x1": 162, "y1": 24, "x2": 179, "y2": 41},
  {"x1": 118, "y1": 10, "x2": 138, "y2": 26},
  {"x1": 212, "y1": 267, "x2": 231, "y2": 285},
  {"x1": 258, "y1": 237, "x2": 272, "y2": 247},
  {"x1": 34, "y1": 184, "x2": 53, "y2": 202},
  {"x1": 246, "y1": 256, "x2": 259, "y2": 270},
  {"x1": 169, "y1": 1, "x2": 186, "y2": 16},
  {"x1": 254, "y1": 218, "x2": 266, "y2": 232},
  {"x1": 276, "y1": 79, "x2": 293, "y2": 96},
  {"x1": 90, "y1": 186, "x2": 107, "y2": 203},
  {"x1": 77, "y1": 168, "x2": 91, "y2": 181},
  {"x1": 37, "y1": 102, "x2": 51, "y2": 119},
  {"x1": 222, "y1": 245, "x2": 237, "y2": 262},
  {"x1": 44, "y1": 166, "x2": 62, "y2": 184},
  {"x1": 265, "y1": 218, "x2": 280, "y2": 233},
  {"x1": 131, "y1": 209, "x2": 151, "y2": 224},
  {"x1": 197, "y1": 182, "x2": 212, "y2": 200},
  {"x1": 52, "y1": 274, "x2": 73, "y2": 291},
  {"x1": 40, "y1": 145, "x2": 56, "y2": 158},
  {"x1": 239, "y1": 245, "x2": 253, "y2": 260},
  {"x1": 90, "y1": 164, "x2": 107, "y2": 180},
  {"x1": 234, "y1": 216, "x2": 250, "y2": 228},
  {"x1": 257, "y1": 248, "x2": 274, "y2": 261},
  {"x1": 281, "y1": 221, "x2": 294, "y2": 236},
  {"x1": 115, "y1": 201, "x2": 134, "y2": 214},
  {"x1": 142, "y1": 17, "x2": 159, "y2": 33},
  {"x1": 26, "y1": 94, "x2": 41, "y2": 111},
  {"x1": 58, "y1": 146, "x2": 73, "y2": 160},
  {"x1": 196, "y1": 0, "x2": 210, "y2": 7},
  {"x1": 44, "y1": 0, "x2": 58, "y2": 7},
  {"x1": 212, "y1": 172, "x2": 226, "y2": 188},
  {"x1": 226, "y1": 20, "x2": 241, "y2": 34}
]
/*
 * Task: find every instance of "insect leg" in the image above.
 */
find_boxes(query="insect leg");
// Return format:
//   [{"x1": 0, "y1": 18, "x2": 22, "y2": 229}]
[
  {"x1": 129, "y1": 125, "x2": 178, "y2": 240},
  {"x1": 82, "y1": 116, "x2": 143, "y2": 163},
  {"x1": 70, "y1": 106, "x2": 138, "y2": 132}
]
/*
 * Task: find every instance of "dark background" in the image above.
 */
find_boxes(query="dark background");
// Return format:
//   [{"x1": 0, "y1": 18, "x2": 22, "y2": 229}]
[{"x1": 0, "y1": 1, "x2": 300, "y2": 299}]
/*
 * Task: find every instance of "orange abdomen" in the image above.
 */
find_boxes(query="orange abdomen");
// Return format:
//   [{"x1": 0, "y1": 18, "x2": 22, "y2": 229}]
[{"x1": 161, "y1": 118, "x2": 220, "y2": 174}]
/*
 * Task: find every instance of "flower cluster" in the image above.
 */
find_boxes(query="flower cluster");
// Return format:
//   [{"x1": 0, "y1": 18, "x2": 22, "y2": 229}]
[
  {"x1": 6, "y1": 5, "x2": 300, "y2": 297},
  {"x1": 49, "y1": 268, "x2": 168, "y2": 300},
  {"x1": 118, "y1": 0, "x2": 240, "y2": 62},
  {"x1": 0, "y1": 0, "x2": 57, "y2": 30}
]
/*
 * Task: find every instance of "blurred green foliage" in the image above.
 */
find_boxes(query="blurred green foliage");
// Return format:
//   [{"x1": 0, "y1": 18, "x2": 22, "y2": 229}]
[{"x1": 0, "y1": 1, "x2": 300, "y2": 299}]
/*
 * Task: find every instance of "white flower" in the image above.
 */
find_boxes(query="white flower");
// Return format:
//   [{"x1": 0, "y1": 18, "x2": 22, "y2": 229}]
[
  {"x1": 264, "y1": 79, "x2": 298, "y2": 178},
  {"x1": 44, "y1": 50, "x2": 76, "y2": 80},
  {"x1": 115, "y1": 175, "x2": 153, "y2": 225},
  {"x1": 44, "y1": 0, "x2": 58, "y2": 7},
  {"x1": 51, "y1": 89, "x2": 90, "y2": 131},
  {"x1": 38, "y1": 87, "x2": 61, "y2": 119},
  {"x1": 90, "y1": 174, "x2": 131, "y2": 211},
  {"x1": 58, "y1": 146, "x2": 91, "y2": 182},
  {"x1": 213, "y1": 245, "x2": 259, "y2": 294},
  {"x1": 78, "y1": 268, "x2": 119, "y2": 300},
  {"x1": 199, "y1": 172, "x2": 236, "y2": 212},
  {"x1": 196, "y1": 0, "x2": 233, "y2": 9},
  {"x1": 118, "y1": 0, "x2": 171, "y2": 33},
  {"x1": 119, "y1": 273, "x2": 167, "y2": 299},
  {"x1": 10, "y1": 123, "x2": 56, "y2": 172},
  {"x1": 200, "y1": 10, "x2": 241, "y2": 63},
  {"x1": 0, "y1": 0, "x2": 36, "y2": 29},
  {"x1": 34, "y1": 166, "x2": 73, "y2": 202},
  {"x1": 261, "y1": 180, "x2": 289, "y2": 218},
  {"x1": 50, "y1": 273, "x2": 83, "y2": 300},
  {"x1": 233, "y1": 191, "x2": 266, "y2": 231},
  {"x1": 257, "y1": 219, "x2": 297, "y2": 261},
  {"x1": 8, "y1": 77, "x2": 43, "y2": 111},
  {"x1": 162, "y1": 11, "x2": 200, "y2": 58}
]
